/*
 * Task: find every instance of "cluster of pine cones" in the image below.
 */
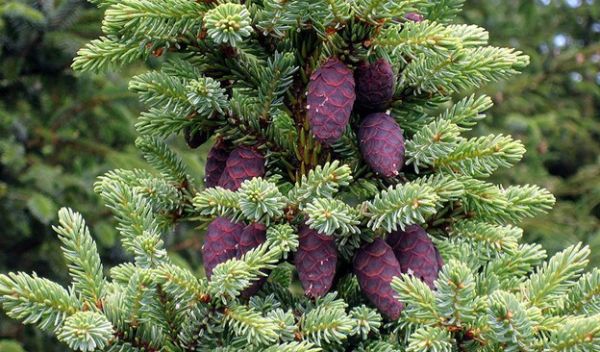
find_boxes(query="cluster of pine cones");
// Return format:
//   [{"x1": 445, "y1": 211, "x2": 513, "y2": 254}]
[{"x1": 189, "y1": 38, "x2": 443, "y2": 319}]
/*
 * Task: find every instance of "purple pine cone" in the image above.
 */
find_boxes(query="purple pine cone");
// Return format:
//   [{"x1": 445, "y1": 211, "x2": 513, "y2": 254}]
[
  {"x1": 294, "y1": 224, "x2": 338, "y2": 298},
  {"x1": 204, "y1": 138, "x2": 230, "y2": 188},
  {"x1": 386, "y1": 225, "x2": 443, "y2": 288},
  {"x1": 354, "y1": 238, "x2": 404, "y2": 320},
  {"x1": 218, "y1": 146, "x2": 265, "y2": 191},
  {"x1": 358, "y1": 113, "x2": 405, "y2": 177},
  {"x1": 202, "y1": 217, "x2": 244, "y2": 278},
  {"x1": 307, "y1": 57, "x2": 356, "y2": 145},
  {"x1": 405, "y1": 12, "x2": 424, "y2": 22},
  {"x1": 355, "y1": 59, "x2": 395, "y2": 111},
  {"x1": 237, "y1": 223, "x2": 268, "y2": 297}
]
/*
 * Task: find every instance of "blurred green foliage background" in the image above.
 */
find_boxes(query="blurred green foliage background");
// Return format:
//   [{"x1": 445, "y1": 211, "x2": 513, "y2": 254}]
[
  {"x1": 0, "y1": 1, "x2": 141, "y2": 350},
  {"x1": 0, "y1": 0, "x2": 598, "y2": 350},
  {"x1": 463, "y1": 0, "x2": 600, "y2": 263}
]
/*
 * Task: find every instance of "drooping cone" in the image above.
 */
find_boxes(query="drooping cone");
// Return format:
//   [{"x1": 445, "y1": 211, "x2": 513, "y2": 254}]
[
  {"x1": 294, "y1": 224, "x2": 338, "y2": 298},
  {"x1": 237, "y1": 223, "x2": 268, "y2": 297},
  {"x1": 358, "y1": 113, "x2": 405, "y2": 177},
  {"x1": 218, "y1": 145, "x2": 265, "y2": 191},
  {"x1": 354, "y1": 238, "x2": 403, "y2": 320},
  {"x1": 184, "y1": 127, "x2": 210, "y2": 149},
  {"x1": 307, "y1": 57, "x2": 356, "y2": 145},
  {"x1": 386, "y1": 225, "x2": 443, "y2": 288},
  {"x1": 355, "y1": 59, "x2": 395, "y2": 111},
  {"x1": 204, "y1": 138, "x2": 230, "y2": 188},
  {"x1": 202, "y1": 217, "x2": 244, "y2": 278}
]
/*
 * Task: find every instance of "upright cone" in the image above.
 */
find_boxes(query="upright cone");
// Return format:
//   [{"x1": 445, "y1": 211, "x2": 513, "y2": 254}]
[
  {"x1": 358, "y1": 113, "x2": 405, "y2": 177},
  {"x1": 386, "y1": 225, "x2": 443, "y2": 288},
  {"x1": 204, "y1": 138, "x2": 230, "y2": 188},
  {"x1": 218, "y1": 145, "x2": 265, "y2": 191},
  {"x1": 294, "y1": 224, "x2": 338, "y2": 298},
  {"x1": 354, "y1": 238, "x2": 403, "y2": 319},
  {"x1": 307, "y1": 57, "x2": 356, "y2": 145},
  {"x1": 202, "y1": 217, "x2": 244, "y2": 278},
  {"x1": 355, "y1": 59, "x2": 395, "y2": 111}
]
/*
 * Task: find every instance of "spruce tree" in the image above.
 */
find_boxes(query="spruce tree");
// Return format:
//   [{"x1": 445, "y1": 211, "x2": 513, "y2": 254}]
[{"x1": 2, "y1": 1, "x2": 600, "y2": 351}]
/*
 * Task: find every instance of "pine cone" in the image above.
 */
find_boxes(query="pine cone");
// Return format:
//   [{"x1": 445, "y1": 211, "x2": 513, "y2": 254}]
[
  {"x1": 353, "y1": 238, "x2": 403, "y2": 320},
  {"x1": 294, "y1": 224, "x2": 338, "y2": 298},
  {"x1": 386, "y1": 225, "x2": 443, "y2": 288},
  {"x1": 237, "y1": 223, "x2": 268, "y2": 297},
  {"x1": 355, "y1": 59, "x2": 395, "y2": 111},
  {"x1": 218, "y1": 146, "x2": 265, "y2": 191},
  {"x1": 184, "y1": 127, "x2": 210, "y2": 149},
  {"x1": 307, "y1": 57, "x2": 356, "y2": 145},
  {"x1": 202, "y1": 217, "x2": 244, "y2": 278},
  {"x1": 205, "y1": 139, "x2": 230, "y2": 188},
  {"x1": 358, "y1": 113, "x2": 405, "y2": 177},
  {"x1": 405, "y1": 12, "x2": 424, "y2": 22}
]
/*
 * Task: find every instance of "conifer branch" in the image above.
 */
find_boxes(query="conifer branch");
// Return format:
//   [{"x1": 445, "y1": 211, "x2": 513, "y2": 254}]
[
  {"x1": 103, "y1": 0, "x2": 206, "y2": 39},
  {"x1": 438, "y1": 94, "x2": 493, "y2": 129},
  {"x1": 353, "y1": 0, "x2": 426, "y2": 24},
  {"x1": 555, "y1": 268, "x2": 600, "y2": 316},
  {"x1": 72, "y1": 37, "x2": 149, "y2": 73},
  {"x1": 433, "y1": 135, "x2": 525, "y2": 177},
  {"x1": 547, "y1": 315, "x2": 600, "y2": 351},
  {"x1": 486, "y1": 290, "x2": 535, "y2": 350},
  {"x1": 305, "y1": 198, "x2": 361, "y2": 236},
  {"x1": 135, "y1": 137, "x2": 190, "y2": 185},
  {"x1": 376, "y1": 21, "x2": 460, "y2": 58},
  {"x1": 224, "y1": 304, "x2": 279, "y2": 346},
  {"x1": 94, "y1": 178, "x2": 168, "y2": 267},
  {"x1": 425, "y1": 0, "x2": 465, "y2": 22},
  {"x1": 289, "y1": 161, "x2": 353, "y2": 207},
  {"x1": 392, "y1": 274, "x2": 440, "y2": 325},
  {"x1": 434, "y1": 260, "x2": 477, "y2": 326},
  {"x1": 300, "y1": 298, "x2": 355, "y2": 346},
  {"x1": 407, "y1": 326, "x2": 453, "y2": 352},
  {"x1": 57, "y1": 311, "x2": 114, "y2": 352},
  {"x1": 53, "y1": 208, "x2": 105, "y2": 308},
  {"x1": 449, "y1": 220, "x2": 522, "y2": 254},
  {"x1": 405, "y1": 119, "x2": 462, "y2": 172},
  {"x1": 0, "y1": 273, "x2": 79, "y2": 332},
  {"x1": 523, "y1": 244, "x2": 590, "y2": 310},
  {"x1": 193, "y1": 186, "x2": 243, "y2": 219}
]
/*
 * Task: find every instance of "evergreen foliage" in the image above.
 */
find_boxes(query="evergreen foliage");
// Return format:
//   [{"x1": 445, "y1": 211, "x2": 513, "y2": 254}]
[
  {"x1": 462, "y1": 0, "x2": 600, "y2": 264},
  {"x1": 1, "y1": 0, "x2": 599, "y2": 351},
  {"x1": 0, "y1": 1, "x2": 139, "y2": 348}
]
